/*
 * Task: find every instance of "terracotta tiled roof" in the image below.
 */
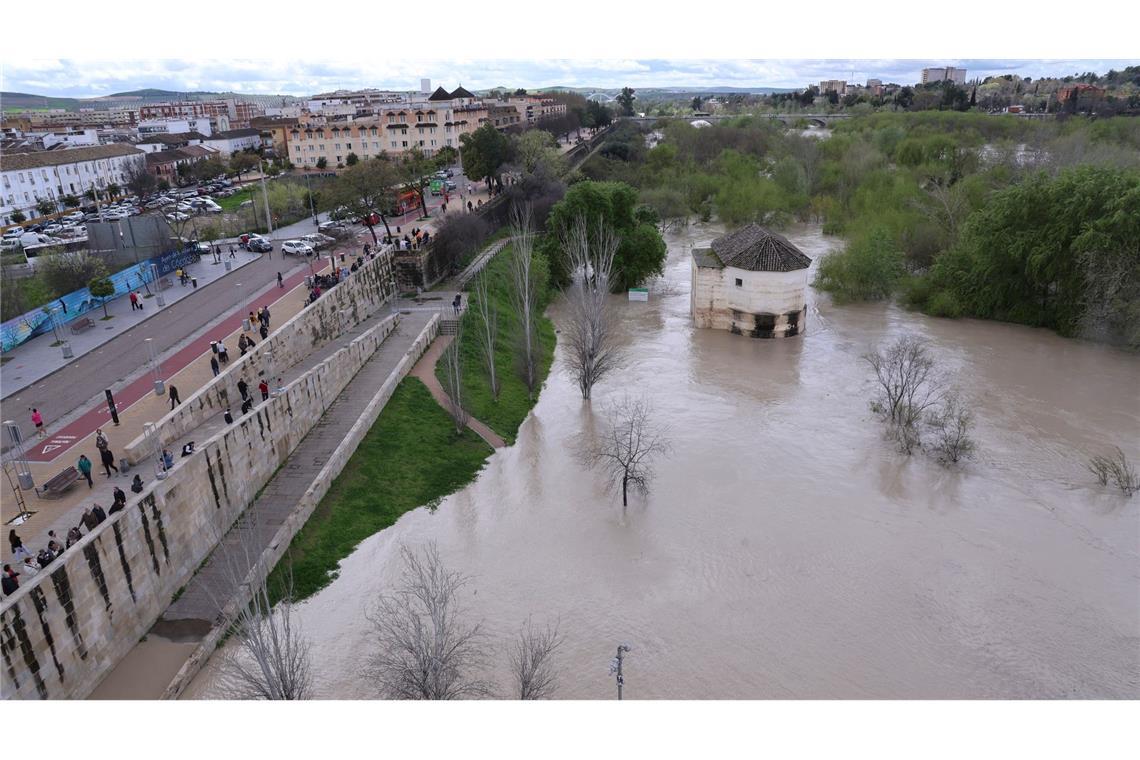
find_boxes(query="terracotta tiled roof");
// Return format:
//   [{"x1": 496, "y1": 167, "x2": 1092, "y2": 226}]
[{"x1": 708, "y1": 224, "x2": 812, "y2": 272}]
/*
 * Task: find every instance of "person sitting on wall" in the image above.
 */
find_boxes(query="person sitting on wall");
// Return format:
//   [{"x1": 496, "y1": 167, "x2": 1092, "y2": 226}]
[
  {"x1": 162, "y1": 449, "x2": 174, "y2": 470},
  {"x1": 181, "y1": 442, "x2": 195, "y2": 457},
  {"x1": 131, "y1": 474, "x2": 144, "y2": 493}
]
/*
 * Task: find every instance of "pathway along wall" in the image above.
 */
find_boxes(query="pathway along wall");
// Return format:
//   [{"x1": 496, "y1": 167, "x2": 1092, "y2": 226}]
[
  {"x1": 123, "y1": 246, "x2": 396, "y2": 464},
  {"x1": 0, "y1": 313, "x2": 400, "y2": 700}
]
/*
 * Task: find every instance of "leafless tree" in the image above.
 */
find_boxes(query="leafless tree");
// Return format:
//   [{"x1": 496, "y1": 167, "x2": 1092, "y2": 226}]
[
  {"x1": 441, "y1": 323, "x2": 470, "y2": 434},
  {"x1": 472, "y1": 273, "x2": 500, "y2": 400},
  {"x1": 561, "y1": 216, "x2": 623, "y2": 400},
  {"x1": 928, "y1": 392, "x2": 976, "y2": 464},
  {"x1": 509, "y1": 205, "x2": 541, "y2": 398},
  {"x1": 509, "y1": 617, "x2": 563, "y2": 700},
  {"x1": 214, "y1": 511, "x2": 314, "y2": 700},
  {"x1": 864, "y1": 335, "x2": 942, "y2": 454},
  {"x1": 585, "y1": 395, "x2": 672, "y2": 509},
  {"x1": 366, "y1": 543, "x2": 494, "y2": 699},
  {"x1": 1087, "y1": 446, "x2": 1138, "y2": 497}
]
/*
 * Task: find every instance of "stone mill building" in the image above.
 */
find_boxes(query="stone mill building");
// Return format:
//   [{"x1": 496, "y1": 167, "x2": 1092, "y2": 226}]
[{"x1": 690, "y1": 224, "x2": 813, "y2": 338}]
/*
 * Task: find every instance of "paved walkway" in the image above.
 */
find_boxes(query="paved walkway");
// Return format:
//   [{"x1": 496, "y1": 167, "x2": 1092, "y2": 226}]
[
  {"x1": 409, "y1": 334, "x2": 506, "y2": 450},
  {"x1": 1, "y1": 251, "x2": 263, "y2": 397},
  {"x1": 162, "y1": 309, "x2": 433, "y2": 625}
]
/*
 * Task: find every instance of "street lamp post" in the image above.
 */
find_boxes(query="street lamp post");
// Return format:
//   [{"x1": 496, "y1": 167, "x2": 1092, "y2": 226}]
[
  {"x1": 3, "y1": 420, "x2": 35, "y2": 491},
  {"x1": 145, "y1": 337, "x2": 165, "y2": 396},
  {"x1": 609, "y1": 644, "x2": 632, "y2": 700},
  {"x1": 150, "y1": 263, "x2": 165, "y2": 306}
]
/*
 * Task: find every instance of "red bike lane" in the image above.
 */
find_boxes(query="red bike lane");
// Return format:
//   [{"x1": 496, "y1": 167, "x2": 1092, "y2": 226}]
[{"x1": 26, "y1": 267, "x2": 315, "y2": 463}]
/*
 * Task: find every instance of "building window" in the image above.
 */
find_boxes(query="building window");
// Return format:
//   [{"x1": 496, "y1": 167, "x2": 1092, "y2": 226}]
[
  {"x1": 735, "y1": 278, "x2": 743, "y2": 287},
  {"x1": 402, "y1": 141, "x2": 408, "y2": 148},
  {"x1": 391, "y1": 141, "x2": 398, "y2": 148}
]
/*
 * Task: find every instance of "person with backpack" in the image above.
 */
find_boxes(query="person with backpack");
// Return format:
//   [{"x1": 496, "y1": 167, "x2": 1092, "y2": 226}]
[{"x1": 77, "y1": 454, "x2": 94, "y2": 487}]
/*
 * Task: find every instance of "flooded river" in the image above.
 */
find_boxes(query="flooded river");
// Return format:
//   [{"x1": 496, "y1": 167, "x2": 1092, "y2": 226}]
[{"x1": 187, "y1": 222, "x2": 1140, "y2": 699}]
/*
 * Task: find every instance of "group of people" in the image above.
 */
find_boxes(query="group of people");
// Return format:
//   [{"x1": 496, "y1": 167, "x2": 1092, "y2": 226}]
[
  {"x1": 382, "y1": 227, "x2": 432, "y2": 252},
  {"x1": 4, "y1": 499, "x2": 119, "y2": 597},
  {"x1": 227, "y1": 375, "x2": 274, "y2": 418},
  {"x1": 175, "y1": 266, "x2": 195, "y2": 286},
  {"x1": 306, "y1": 272, "x2": 342, "y2": 305},
  {"x1": 127, "y1": 290, "x2": 147, "y2": 312}
]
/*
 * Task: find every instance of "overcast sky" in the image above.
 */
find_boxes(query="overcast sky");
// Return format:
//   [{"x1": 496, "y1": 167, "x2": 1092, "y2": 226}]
[{"x1": 4, "y1": 59, "x2": 1137, "y2": 99}]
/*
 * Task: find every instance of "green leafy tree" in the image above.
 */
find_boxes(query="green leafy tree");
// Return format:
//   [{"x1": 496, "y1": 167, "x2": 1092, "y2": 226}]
[
  {"x1": 315, "y1": 156, "x2": 328, "y2": 170},
  {"x1": 124, "y1": 162, "x2": 157, "y2": 198},
  {"x1": 460, "y1": 123, "x2": 514, "y2": 191},
  {"x1": 40, "y1": 250, "x2": 108, "y2": 295},
  {"x1": 327, "y1": 157, "x2": 400, "y2": 243},
  {"x1": 10, "y1": 210, "x2": 27, "y2": 224},
  {"x1": 514, "y1": 130, "x2": 563, "y2": 175},
  {"x1": 36, "y1": 199, "x2": 56, "y2": 218},
  {"x1": 399, "y1": 147, "x2": 435, "y2": 219},
  {"x1": 157, "y1": 179, "x2": 171, "y2": 192},
  {"x1": 616, "y1": 87, "x2": 636, "y2": 117},
  {"x1": 433, "y1": 145, "x2": 459, "y2": 168},
  {"x1": 88, "y1": 276, "x2": 116, "y2": 318},
  {"x1": 345, "y1": 152, "x2": 359, "y2": 166},
  {"x1": 691, "y1": 96, "x2": 703, "y2": 112},
  {"x1": 230, "y1": 151, "x2": 259, "y2": 180},
  {"x1": 542, "y1": 180, "x2": 666, "y2": 291},
  {"x1": 814, "y1": 227, "x2": 905, "y2": 302},
  {"x1": 105, "y1": 183, "x2": 121, "y2": 199}
]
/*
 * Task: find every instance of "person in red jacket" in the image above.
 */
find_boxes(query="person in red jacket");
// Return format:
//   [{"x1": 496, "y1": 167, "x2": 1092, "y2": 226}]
[{"x1": 259, "y1": 379, "x2": 270, "y2": 402}]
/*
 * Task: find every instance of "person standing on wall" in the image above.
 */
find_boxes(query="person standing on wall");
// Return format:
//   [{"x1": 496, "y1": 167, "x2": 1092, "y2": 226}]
[{"x1": 168, "y1": 385, "x2": 181, "y2": 409}]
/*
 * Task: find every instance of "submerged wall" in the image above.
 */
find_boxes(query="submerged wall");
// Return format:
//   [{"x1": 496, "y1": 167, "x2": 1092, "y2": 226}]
[{"x1": 0, "y1": 314, "x2": 400, "y2": 700}]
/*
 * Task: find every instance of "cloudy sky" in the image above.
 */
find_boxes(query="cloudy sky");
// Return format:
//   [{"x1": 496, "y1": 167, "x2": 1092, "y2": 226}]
[{"x1": 4, "y1": 59, "x2": 1136, "y2": 98}]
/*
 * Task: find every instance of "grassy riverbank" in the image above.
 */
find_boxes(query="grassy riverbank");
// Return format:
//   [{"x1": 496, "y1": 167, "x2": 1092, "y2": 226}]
[
  {"x1": 272, "y1": 378, "x2": 493, "y2": 601},
  {"x1": 437, "y1": 243, "x2": 557, "y2": 444}
]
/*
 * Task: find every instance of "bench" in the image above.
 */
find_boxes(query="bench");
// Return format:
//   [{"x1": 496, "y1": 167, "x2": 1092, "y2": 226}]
[
  {"x1": 69, "y1": 317, "x2": 95, "y2": 334},
  {"x1": 41, "y1": 466, "x2": 80, "y2": 498}
]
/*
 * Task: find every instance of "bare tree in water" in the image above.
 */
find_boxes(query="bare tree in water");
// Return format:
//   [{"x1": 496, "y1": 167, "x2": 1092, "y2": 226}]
[
  {"x1": 509, "y1": 617, "x2": 563, "y2": 700},
  {"x1": 367, "y1": 543, "x2": 493, "y2": 699},
  {"x1": 928, "y1": 391, "x2": 976, "y2": 463},
  {"x1": 441, "y1": 321, "x2": 470, "y2": 434},
  {"x1": 215, "y1": 512, "x2": 314, "y2": 700},
  {"x1": 508, "y1": 205, "x2": 541, "y2": 398},
  {"x1": 585, "y1": 395, "x2": 671, "y2": 509},
  {"x1": 472, "y1": 272, "x2": 500, "y2": 400},
  {"x1": 561, "y1": 216, "x2": 623, "y2": 400},
  {"x1": 864, "y1": 335, "x2": 942, "y2": 454}
]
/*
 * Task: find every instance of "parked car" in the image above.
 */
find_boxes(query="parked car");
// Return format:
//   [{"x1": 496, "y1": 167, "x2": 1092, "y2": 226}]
[
  {"x1": 166, "y1": 212, "x2": 190, "y2": 222},
  {"x1": 42, "y1": 224, "x2": 63, "y2": 235},
  {"x1": 62, "y1": 211, "x2": 84, "y2": 222},
  {"x1": 247, "y1": 237, "x2": 273, "y2": 253},
  {"x1": 299, "y1": 233, "x2": 335, "y2": 251},
  {"x1": 281, "y1": 239, "x2": 314, "y2": 256},
  {"x1": 2, "y1": 228, "x2": 23, "y2": 240},
  {"x1": 318, "y1": 221, "x2": 350, "y2": 239}
]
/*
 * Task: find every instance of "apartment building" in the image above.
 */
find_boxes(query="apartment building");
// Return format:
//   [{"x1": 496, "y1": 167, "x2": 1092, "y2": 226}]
[
  {"x1": 137, "y1": 117, "x2": 217, "y2": 137},
  {"x1": 818, "y1": 80, "x2": 847, "y2": 95},
  {"x1": 921, "y1": 67, "x2": 967, "y2": 85},
  {"x1": 1, "y1": 144, "x2": 146, "y2": 225},
  {"x1": 501, "y1": 95, "x2": 568, "y2": 124},
  {"x1": 138, "y1": 99, "x2": 262, "y2": 128},
  {"x1": 6, "y1": 108, "x2": 138, "y2": 129}
]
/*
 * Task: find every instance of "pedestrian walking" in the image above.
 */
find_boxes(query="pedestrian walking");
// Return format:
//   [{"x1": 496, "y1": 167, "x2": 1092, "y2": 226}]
[
  {"x1": 113, "y1": 486, "x2": 127, "y2": 507},
  {"x1": 259, "y1": 379, "x2": 269, "y2": 401},
  {"x1": 237, "y1": 378, "x2": 249, "y2": 401},
  {"x1": 260, "y1": 306, "x2": 270, "y2": 329},
  {"x1": 453, "y1": 293, "x2": 462, "y2": 314},
  {"x1": 100, "y1": 446, "x2": 119, "y2": 477},
  {"x1": 238, "y1": 334, "x2": 249, "y2": 356},
  {"x1": 77, "y1": 454, "x2": 94, "y2": 487},
  {"x1": 135, "y1": 291, "x2": 144, "y2": 310},
  {"x1": 30, "y1": 408, "x2": 45, "y2": 439},
  {"x1": 81, "y1": 508, "x2": 98, "y2": 532},
  {"x1": 129, "y1": 291, "x2": 139, "y2": 311},
  {"x1": 210, "y1": 355, "x2": 220, "y2": 377},
  {"x1": 248, "y1": 310, "x2": 259, "y2": 328},
  {"x1": 168, "y1": 384, "x2": 181, "y2": 409},
  {"x1": 92, "y1": 504, "x2": 107, "y2": 524},
  {"x1": 2, "y1": 565, "x2": 19, "y2": 596},
  {"x1": 230, "y1": 247, "x2": 237, "y2": 259},
  {"x1": 9, "y1": 530, "x2": 32, "y2": 562},
  {"x1": 259, "y1": 323, "x2": 269, "y2": 341},
  {"x1": 217, "y1": 340, "x2": 229, "y2": 364}
]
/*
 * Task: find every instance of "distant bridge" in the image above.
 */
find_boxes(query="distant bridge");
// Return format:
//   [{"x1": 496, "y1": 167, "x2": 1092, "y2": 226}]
[{"x1": 624, "y1": 113, "x2": 851, "y2": 128}]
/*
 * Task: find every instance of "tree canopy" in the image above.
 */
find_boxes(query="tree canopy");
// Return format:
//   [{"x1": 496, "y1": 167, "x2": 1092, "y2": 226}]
[
  {"x1": 460, "y1": 124, "x2": 514, "y2": 190},
  {"x1": 542, "y1": 180, "x2": 666, "y2": 292}
]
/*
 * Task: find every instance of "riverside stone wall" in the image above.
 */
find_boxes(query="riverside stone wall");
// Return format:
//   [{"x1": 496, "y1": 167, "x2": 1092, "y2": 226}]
[
  {"x1": 122, "y1": 247, "x2": 395, "y2": 464},
  {"x1": 0, "y1": 314, "x2": 400, "y2": 700}
]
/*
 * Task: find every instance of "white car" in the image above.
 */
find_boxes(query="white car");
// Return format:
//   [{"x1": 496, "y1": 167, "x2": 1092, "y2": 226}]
[
  {"x1": 63, "y1": 211, "x2": 84, "y2": 222},
  {"x1": 281, "y1": 239, "x2": 315, "y2": 256},
  {"x1": 42, "y1": 224, "x2": 64, "y2": 235},
  {"x1": 166, "y1": 212, "x2": 190, "y2": 222}
]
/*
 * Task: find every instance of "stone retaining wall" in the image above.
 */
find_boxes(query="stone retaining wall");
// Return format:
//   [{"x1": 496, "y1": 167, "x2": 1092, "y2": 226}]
[
  {"x1": 122, "y1": 248, "x2": 395, "y2": 464},
  {"x1": 162, "y1": 313, "x2": 440, "y2": 699},
  {"x1": 0, "y1": 314, "x2": 400, "y2": 700}
]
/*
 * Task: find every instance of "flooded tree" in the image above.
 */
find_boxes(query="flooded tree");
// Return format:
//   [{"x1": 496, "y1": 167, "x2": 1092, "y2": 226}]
[
  {"x1": 1087, "y1": 446, "x2": 1138, "y2": 497},
  {"x1": 366, "y1": 544, "x2": 493, "y2": 700},
  {"x1": 864, "y1": 335, "x2": 943, "y2": 454},
  {"x1": 562, "y1": 216, "x2": 623, "y2": 400},
  {"x1": 587, "y1": 395, "x2": 672, "y2": 509},
  {"x1": 928, "y1": 392, "x2": 976, "y2": 463},
  {"x1": 509, "y1": 206, "x2": 541, "y2": 398},
  {"x1": 509, "y1": 618, "x2": 563, "y2": 700}
]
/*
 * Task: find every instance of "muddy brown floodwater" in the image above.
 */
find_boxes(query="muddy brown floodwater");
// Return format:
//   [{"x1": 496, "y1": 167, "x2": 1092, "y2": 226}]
[{"x1": 186, "y1": 222, "x2": 1140, "y2": 700}]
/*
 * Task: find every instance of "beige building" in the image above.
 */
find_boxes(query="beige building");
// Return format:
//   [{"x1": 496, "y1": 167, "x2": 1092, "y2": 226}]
[
  {"x1": 819, "y1": 79, "x2": 847, "y2": 96},
  {"x1": 921, "y1": 66, "x2": 967, "y2": 85},
  {"x1": 690, "y1": 224, "x2": 812, "y2": 339}
]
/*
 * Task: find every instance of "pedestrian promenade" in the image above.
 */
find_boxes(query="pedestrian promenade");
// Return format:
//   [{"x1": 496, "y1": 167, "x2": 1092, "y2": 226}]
[{"x1": 0, "y1": 250, "x2": 262, "y2": 396}]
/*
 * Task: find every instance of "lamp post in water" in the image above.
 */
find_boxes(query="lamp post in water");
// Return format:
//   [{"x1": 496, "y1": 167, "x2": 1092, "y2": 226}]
[{"x1": 609, "y1": 643, "x2": 631, "y2": 700}]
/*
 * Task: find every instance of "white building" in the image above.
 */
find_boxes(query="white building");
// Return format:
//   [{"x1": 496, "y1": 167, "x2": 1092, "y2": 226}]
[
  {"x1": 1, "y1": 144, "x2": 146, "y2": 226},
  {"x1": 201, "y1": 128, "x2": 263, "y2": 156},
  {"x1": 690, "y1": 224, "x2": 813, "y2": 338},
  {"x1": 29, "y1": 128, "x2": 100, "y2": 150},
  {"x1": 921, "y1": 66, "x2": 967, "y2": 85},
  {"x1": 137, "y1": 118, "x2": 216, "y2": 137}
]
